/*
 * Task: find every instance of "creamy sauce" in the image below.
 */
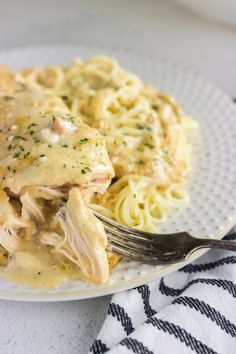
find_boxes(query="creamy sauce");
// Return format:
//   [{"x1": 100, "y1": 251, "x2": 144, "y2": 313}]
[{"x1": 0, "y1": 241, "x2": 81, "y2": 289}]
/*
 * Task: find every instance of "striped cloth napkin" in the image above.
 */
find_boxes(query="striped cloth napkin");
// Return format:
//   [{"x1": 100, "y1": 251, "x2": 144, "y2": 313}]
[{"x1": 90, "y1": 229, "x2": 236, "y2": 354}]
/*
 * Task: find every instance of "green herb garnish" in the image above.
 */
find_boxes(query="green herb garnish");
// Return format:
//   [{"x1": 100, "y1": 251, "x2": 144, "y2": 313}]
[
  {"x1": 13, "y1": 152, "x2": 21, "y2": 158},
  {"x1": 27, "y1": 123, "x2": 37, "y2": 129},
  {"x1": 144, "y1": 143, "x2": 154, "y2": 149},
  {"x1": 3, "y1": 96, "x2": 14, "y2": 101},
  {"x1": 79, "y1": 138, "x2": 89, "y2": 144},
  {"x1": 81, "y1": 166, "x2": 91, "y2": 174},
  {"x1": 68, "y1": 116, "x2": 75, "y2": 124},
  {"x1": 136, "y1": 123, "x2": 146, "y2": 130},
  {"x1": 23, "y1": 152, "x2": 30, "y2": 159},
  {"x1": 135, "y1": 160, "x2": 145, "y2": 165}
]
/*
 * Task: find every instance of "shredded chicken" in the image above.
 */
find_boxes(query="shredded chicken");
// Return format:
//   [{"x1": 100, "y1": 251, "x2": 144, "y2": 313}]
[
  {"x1": 22, "y1": 186, "x2": 67, "y2": 200},
  {"x1": 41, "y1": 188, "x2": 109, "y2": 284},
  {"x1": 20, "y1": 193, "x2": 45, "y2": 223},
  {"x1": 0, "y1": 227, "x2": 19, "y2": 253},
  {"x1": 40, "y1": 232, "x2": 64, "y2": 247},
  {"x1": 0, "y1": 189, "x2": 27, "y2": 253}
]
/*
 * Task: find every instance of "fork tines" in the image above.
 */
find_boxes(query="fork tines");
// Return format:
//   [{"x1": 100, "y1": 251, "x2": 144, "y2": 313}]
[{"x1": 93, "y1": 211, "x2": 162, "y2": 265}]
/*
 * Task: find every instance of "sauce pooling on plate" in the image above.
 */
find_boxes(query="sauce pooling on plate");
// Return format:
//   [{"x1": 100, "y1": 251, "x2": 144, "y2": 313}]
[{"x1": 0, "y1": 240, "x2": 81, "y2": 289}]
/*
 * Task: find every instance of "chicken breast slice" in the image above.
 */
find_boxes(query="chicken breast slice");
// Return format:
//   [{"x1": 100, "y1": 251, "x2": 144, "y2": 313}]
[{"x1": 0, "y1": 75, "x2": 114, "y2": 194}]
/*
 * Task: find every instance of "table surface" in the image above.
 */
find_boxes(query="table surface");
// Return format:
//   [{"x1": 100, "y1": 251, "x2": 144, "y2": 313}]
[{"x1": 0, "y1": 0, "x2": 235, "y2": 353}]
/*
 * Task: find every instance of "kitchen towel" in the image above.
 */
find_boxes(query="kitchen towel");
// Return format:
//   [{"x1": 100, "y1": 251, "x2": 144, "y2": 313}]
[{"x1": 90, "y1": 229, "x2": 236, "y2": 354}]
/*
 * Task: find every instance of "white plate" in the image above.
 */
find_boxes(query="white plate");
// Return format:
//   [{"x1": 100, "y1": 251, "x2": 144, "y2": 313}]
[{"x1": 0, "y1": 45, "x2": 236, "y2": 302}]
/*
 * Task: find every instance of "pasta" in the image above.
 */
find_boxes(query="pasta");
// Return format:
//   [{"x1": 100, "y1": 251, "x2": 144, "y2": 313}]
[{"x1": 18, "y1": 56, "x2": 197, "y2": 232}]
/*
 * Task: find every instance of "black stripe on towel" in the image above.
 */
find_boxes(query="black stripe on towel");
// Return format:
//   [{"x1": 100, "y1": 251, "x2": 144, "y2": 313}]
[
  {"x1": 147, "y1": 317, "x2": 217, "y2": 354},
  {"x1": 120, "y1": 337, "x2": 154, "y2": 354},
  {"x1": 108, "y1": 303, "x2": 135, "y2": 335},
  {"x1": 159, "y1": 277, "x2": 236, "y2": 298},
  {"x1": 180, "y1": 256, "x2": 236, "y2": 273},
  {"x1": 224, "y1": 233, "x2": 236, "y2": 241},
  {"x1": 137, "y1": 285, "x2": 157, "y2": 318},
  {"x1": 90, "y1": 339, "x2": 109, "y2": 354},
  {"x1": 173, "y1": 296, "x2": 236, "y2": 337}
]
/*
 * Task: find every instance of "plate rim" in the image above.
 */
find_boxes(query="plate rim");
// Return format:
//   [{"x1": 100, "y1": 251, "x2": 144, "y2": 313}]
[{"x1": 0, "y1": 44, "x2": 235, "y2": 302}]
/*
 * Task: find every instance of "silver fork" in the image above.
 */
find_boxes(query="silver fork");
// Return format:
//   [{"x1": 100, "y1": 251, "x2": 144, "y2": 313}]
[{"x1": 93, "y1": 211, "x2": 236, "y2": 265}]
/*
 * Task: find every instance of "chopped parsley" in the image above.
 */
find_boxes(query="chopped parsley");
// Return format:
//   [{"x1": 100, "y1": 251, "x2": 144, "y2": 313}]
[
  {"x1": 13, "y1": 152, "x2": 20, "y2": 158},
  {"x1": 144, "y1": 143, "x2": 154, "y2": 149},
  {"x1": 68, "y1": 116, "x2": 75, "y2": 124},
  {"x1": 40, "y1": 154, "x2": 46, "y2": 158},
  {"x1": 136, "y1": 123, "x2": 152, "y2": 131},
  {"x1": 61, "y1": 95, "x2": 69, "y2": 100},
  {"x1": 63, "y1": 164, "x2": 67, "y2": 169},
  {"x1": 81, "y1": 166, "x2": 91, "y2": 174},
  {"x1": 27, "y1": 123, "x2": 37, "y2": 129},
  {"x1": 62, "y1": 144, "x2": 68, "y2": 148},
  {"x1": 23, "y1": 152, "x2": 30, "y2": 159},
  {"x1": 3, "y1": 96, "x2": 14, "y2": 101},
  {"x1": 29, "y1": 130, "x2": 35, "y2": 135},
  {"x1": 48, "y1": 144, "x2": 52, "y2": 148},
  {"x1": 135, "y1": 160, "x2": 145, "y2": 165},
  {"x1": 79, "y1": 138, "x2": 89, "y2": 144},
  {"x1": 136, "y1": 123, "x2": 146, "y2": 130}
]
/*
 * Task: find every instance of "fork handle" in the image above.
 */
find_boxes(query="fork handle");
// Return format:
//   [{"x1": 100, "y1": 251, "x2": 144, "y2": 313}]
[{"x1": 196, "y1": 238, "x2": 236, "y2": 252}]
